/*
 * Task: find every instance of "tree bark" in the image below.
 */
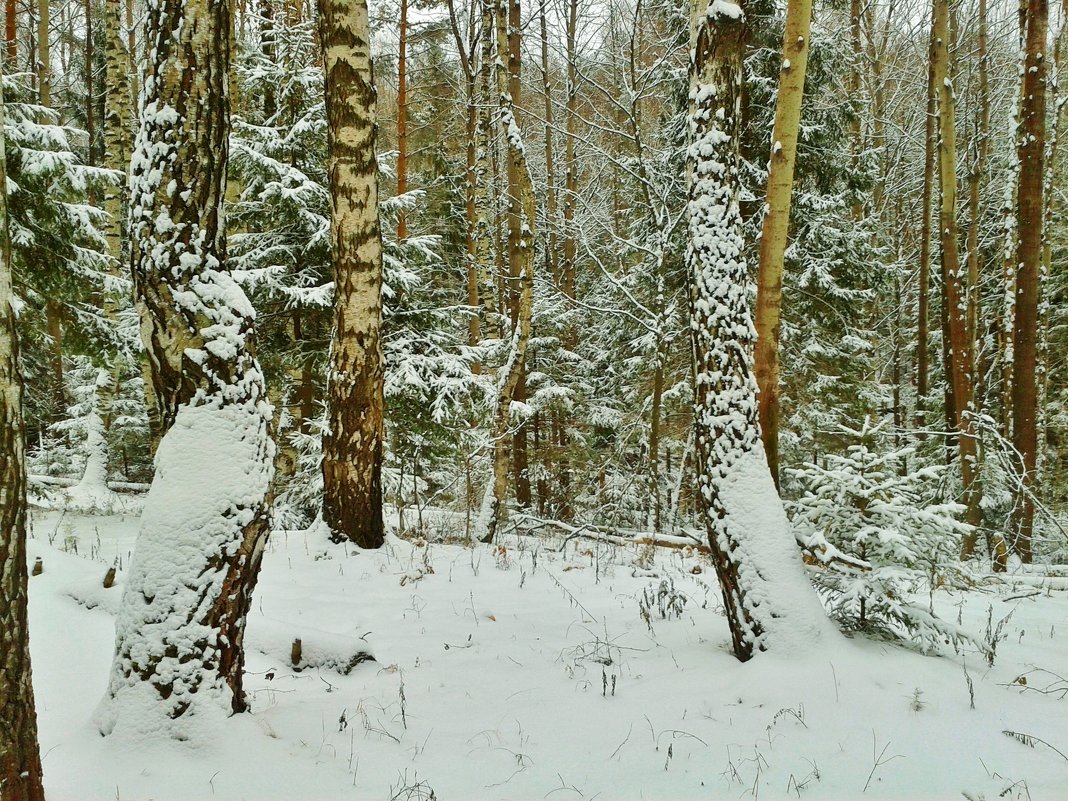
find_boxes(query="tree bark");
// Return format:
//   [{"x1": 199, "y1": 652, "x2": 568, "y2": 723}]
[
  {"x1": 916, "y1": 22, "x2": 936, "y2": 434},
  {"x1": 687, "y1": 0, "x2": 829, "y2": 661},
  {"x1": 99, "y1": 0, "x2": 275, "y2": 732},
  {"x1": 1011, "y1": 0, "x2": 1048, "y2": 564},
  {"x1": 318, "y1": 0, "x2": 386, "y2": 548},
  {"x1": 0, "y1": 67, "x2": 47, "y2": 801},
  {"x1": 476, "y1": 0, "x2": 536, "y2": 544},
  {"x1": 754, "y1": 0, "x2": 812, "y2": 489},
  {"x1": 396, "y1": 0, "x2": 408, "y2": 240},
  {"x1": 4, "y1": 0, "x2": 15, "y2": 66},
  {"x1": 931, "y1": 0, "x2": 981, "y2": 555}
]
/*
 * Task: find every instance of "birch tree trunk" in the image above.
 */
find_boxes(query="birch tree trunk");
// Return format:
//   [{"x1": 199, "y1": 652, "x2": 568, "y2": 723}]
[
  {"x1": 1011, "y1": 0, "x2": 1048, "y2": 564},
  {"x1": 476, "y1": 0, "x2": 536, "y2": 544},
  {"x1": 98, "y1": 0, "x2": 275, "y2": 735},
  {"x1": 0, "y1": 68, "x2": 47, "y2": 801},
  {"x1": 754, "y1": 0, "x2": 812, "y2": 489},
  {"x1": 318, "y1": 0, "x2": 386, "y2": 549},
  {"x1": 687, "y1": 0, "x2": 829, "y2": 661}
]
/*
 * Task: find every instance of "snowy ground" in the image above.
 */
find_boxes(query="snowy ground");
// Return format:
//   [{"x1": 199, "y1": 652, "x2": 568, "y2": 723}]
[{"x1": 25, "y1": 505, "x2": 1068, "y2": 801}]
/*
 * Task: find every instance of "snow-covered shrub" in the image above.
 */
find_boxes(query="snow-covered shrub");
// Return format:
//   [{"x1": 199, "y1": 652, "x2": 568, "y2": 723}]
[{"x1": 786, "y1": 419, "x2": 977, "y2": 651}]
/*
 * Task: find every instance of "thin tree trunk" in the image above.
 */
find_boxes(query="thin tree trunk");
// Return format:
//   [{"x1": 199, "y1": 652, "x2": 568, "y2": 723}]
[
  {"x1": 445, "y1": 0, "x2": 481, "y2": 366},
  {"x1": 36, "y1": 0, "x2": 49, "y2": 108},
  {"x1": 5, "y1": 0, "x2": 15, "y2": 65},
  {"x1": 85, "y1": 0, "x2": 94, "y2": 166},
  {"x1": 476, "y1": 0, "x2": 536, "y2": 544},
  {"x1": 0, "y1": 67, "x2": 47, "y2": 801},
  {"x1": 754, "y1": 0, "x2": 812, "y2": 489},
  {"x1": 539, "y1": 0, "x2": 558, "y2": 286},
  {"x1": 99, "y1": 0, "x2": 274, "y2": 732},
  {"x1": 916, "y1": 25, "x2": 936, "y2": 434},
  {"x1": 1011, "y1": 0, "x2": 1048, "y2": 565},
  {"x1": 396, "y1": 0, "x2": 408, "y2": 239},
  {"x1": 687, "y1": 0, "x2": 829, "y2": 661},
  {"x1": 318, "y1": 0, "x2": 386, "y2": 548},
  {"x1": 932, "y1": 0, "x2": 982, "y2": 555}
]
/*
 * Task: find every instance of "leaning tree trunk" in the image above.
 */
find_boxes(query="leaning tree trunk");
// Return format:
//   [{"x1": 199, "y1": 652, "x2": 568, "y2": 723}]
[
  {"x1": 97, "y1": 0, "x2": 275, "y2": 736},
  {"x1": 1011, "y1": 0, "x2": 1048, "y2": 564},
  {"x1": 686, "y1": 0, "x2": 829, "y2": 661},
  {"x1": 754, "y1": 0, "x2": 812, "y2": 489},
  {"x1": 318, "y1": 0, "x2": 386, "y2": 549},
  {"x1": 0, "y1": 70, "x2": 47, "y2": 801},
  {"x1": 475, "y1": 0, "x2": 536, "y2": 544}
]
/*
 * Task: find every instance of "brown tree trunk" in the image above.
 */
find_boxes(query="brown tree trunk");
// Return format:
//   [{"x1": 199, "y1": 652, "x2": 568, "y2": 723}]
[
  {"x1": 931, "y1": 0, "x2": 982, "y2": 555},
  {"x1": 754, "y1": 0, "x2": 812, "y2": 489},
  {"x1": 36, "y1": 0, "x2": 49, "y2": 108},
  {"x1": 4, "y1": 0, "x2": 15, "y2": 66},
  {"x1": 445, "y1": 0, "x2": 481, "y2": 365},
  {"x1": 1011, "y1": 0, "x2": 1048, "y2": 564},
  {"x1": 916, "y1": 25, "x2": 936, "y2": 433},
  {"x1": 0, "y1": 68, "x2": 47, "y2": 801},
  {"x1": 318, "y1": 0, "x2": 386, "y2": 548}
]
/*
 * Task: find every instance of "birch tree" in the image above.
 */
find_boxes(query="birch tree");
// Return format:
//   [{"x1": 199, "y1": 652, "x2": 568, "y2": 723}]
[
  {"x1": 754, "y1": 0, "x2": 813, "y2": 488},
  {"x1": 476, "y1": 0, "x2": 536, "y2": 544},
  {"x1": 97, "y1": 0, "x2": 275, "y2": 734},
  {"x1": 318, "y1": 0, "x2": 386, "y2": 549},
  {"x1": 0, "y1": 68, "x2": 47, "y2": 801},
  {"x1": 686, "y1": 0, "x2": 829, "y2": 660}
]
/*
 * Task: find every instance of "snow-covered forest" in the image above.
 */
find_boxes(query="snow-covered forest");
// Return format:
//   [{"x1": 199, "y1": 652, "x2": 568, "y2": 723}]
[{"x1": 1, "y1": 0, "x2": 1067, "y2": 797}]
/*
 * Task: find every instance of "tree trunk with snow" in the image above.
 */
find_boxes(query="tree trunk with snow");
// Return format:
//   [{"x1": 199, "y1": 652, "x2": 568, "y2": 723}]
[
  {"x1": 476, "y1": 0, "x2": 536, "y2": 544},
  {"x1": 686, "y1": 0, "x2": 829, "y2": 661},
  {"x1": 931, "y1": 0, "x2": 982, "y2": 554},
  {"x1": 98, "y1": 0, "x2": 275, "y2": 735},
  {"x1": 318, "y1": 0, "x2": 386, "y2": 549},
  {"x1": 0, "y1": 70, "x2": 47, "y2": 801},
  {"x1": 1011, "y1": 0, "x2": 1047, "y2": 564},
  {"x1": 754, "y1": 0, "x2": 812, "y2": 489}
]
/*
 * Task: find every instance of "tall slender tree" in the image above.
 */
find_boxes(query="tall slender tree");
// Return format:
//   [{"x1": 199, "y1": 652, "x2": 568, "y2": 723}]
[
  {"x1": 476, "y1": 0, "x2": 536, "y2": 544},
  {"x1": 754, "y1": 0, "x2": 812, "y2": 488},
  {"x1": 931, "y1": 0, "x2": 982, "y2": 553},
  {"x1": 98, "y1": 0, "x2": 275, "y2": 733},
  {"x1": 0, "y1": 68, "x2": 47, "y2": 801},
  {"x1": 1011, "y1": 0, "x2": 1048, "y2": 564},
  {"x1": 686, "y1": 0, "x2": 829, "y2": 660},
  {"x1": 318, "y1": 0, "x2": 386, "y2": 548}
]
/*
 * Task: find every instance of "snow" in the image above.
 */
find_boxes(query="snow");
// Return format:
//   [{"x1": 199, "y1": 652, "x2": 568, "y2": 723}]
[
  {"x1": 24, "y1": 508, "x2": 1068, "y2": 800},
  {"x1": 94, "y1": 400, "x2": 273, "y2": 740}
]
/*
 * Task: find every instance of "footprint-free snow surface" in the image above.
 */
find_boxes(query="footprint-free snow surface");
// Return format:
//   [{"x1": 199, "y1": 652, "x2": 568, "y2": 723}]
[{"x1": 26, "y1": 508, "x2": 1068, "y2": 800}]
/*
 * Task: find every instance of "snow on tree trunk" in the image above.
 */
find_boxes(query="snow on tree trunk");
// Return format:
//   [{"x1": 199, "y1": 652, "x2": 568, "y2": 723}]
[
  {"x1": 475, "y1": 0, "x2": 536, "y2": 545},
  {"x1": 318, "y1": 0, "x2": 386, "y2": 549},
  {"x1": 686, "y1": 0, "x2": 830, "y2": 661},
  {"x1": 0, "y1": 70, "x2": 47, "y2": 801},
  {"x1": 97, "y1": 0, "x2": 275, "y2": 736},
  {"x1": 1010, "y1": 0, "x2": 1048, "y2": 564}
]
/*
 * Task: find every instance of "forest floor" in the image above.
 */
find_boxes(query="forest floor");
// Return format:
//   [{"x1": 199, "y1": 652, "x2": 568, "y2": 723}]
[{"x1": 24, "y1": 503, "x2": 1068, "y2": 801}]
